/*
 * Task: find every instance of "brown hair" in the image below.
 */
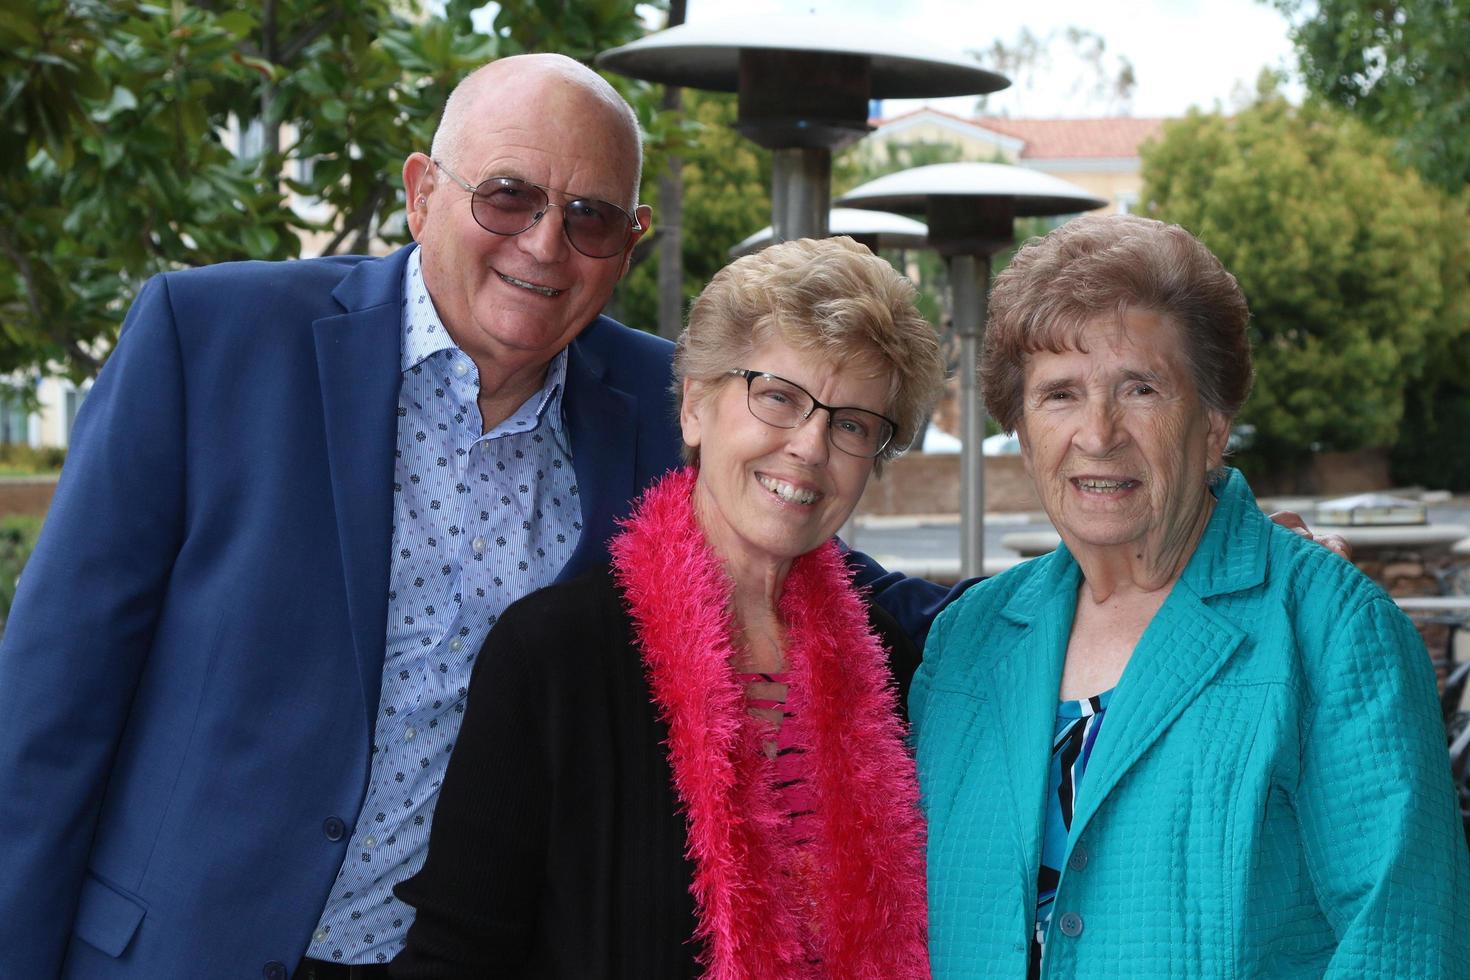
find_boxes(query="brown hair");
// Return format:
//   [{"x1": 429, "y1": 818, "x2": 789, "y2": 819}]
[
  {"x1": 983, "y1": 214, "x2": 1253, "y2": 431},
  {"x1": 673, "y1": 236, "x2": 946, "y2": 470}
]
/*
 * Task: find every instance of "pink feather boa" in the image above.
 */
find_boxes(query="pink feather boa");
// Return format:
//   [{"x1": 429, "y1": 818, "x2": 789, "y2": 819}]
[{"x1": 610, "y1": 467, "x2": 929, "y2": 979}]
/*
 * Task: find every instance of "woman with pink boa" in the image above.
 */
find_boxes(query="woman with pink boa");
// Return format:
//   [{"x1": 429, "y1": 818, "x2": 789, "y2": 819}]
[{"x1": 392, "y1": 236, "x2": 944, "y2": 979}]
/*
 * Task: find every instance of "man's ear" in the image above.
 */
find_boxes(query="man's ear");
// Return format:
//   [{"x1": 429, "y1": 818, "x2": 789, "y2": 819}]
[
  {"x1": 402, "y1": 152, "x2": 437, "y2": 240},
  {"x1": 618, "y1": 204, "x2": 654, "y2": 279}
]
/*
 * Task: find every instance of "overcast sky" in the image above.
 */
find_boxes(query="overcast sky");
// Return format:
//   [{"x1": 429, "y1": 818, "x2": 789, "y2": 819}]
[{"x1": 678, "y1": 0, "x2": 1304, "y2": 119}]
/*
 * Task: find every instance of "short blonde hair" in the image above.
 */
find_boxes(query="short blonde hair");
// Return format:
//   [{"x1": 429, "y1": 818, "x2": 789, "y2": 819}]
[
  {"x1": 984, "y1": 214, "x2": 1253, "y2": 432},
  {"x1": 674, "y1": 236, "x2": 945, "y2": 470}
]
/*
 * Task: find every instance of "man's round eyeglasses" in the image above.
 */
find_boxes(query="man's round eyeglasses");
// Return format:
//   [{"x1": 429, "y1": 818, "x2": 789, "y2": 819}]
[
  {"x1": 431, "y1": 159, "x2": 642, "y2": 259},
  {"x1": 730, "y1": 370, "x2": 898, "y2": 459}
]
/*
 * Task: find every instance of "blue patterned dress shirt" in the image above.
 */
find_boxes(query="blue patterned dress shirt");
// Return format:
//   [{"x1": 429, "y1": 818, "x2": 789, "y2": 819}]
[{"x1": 306, "y1": 248, "x2": 582, "y2": 964}]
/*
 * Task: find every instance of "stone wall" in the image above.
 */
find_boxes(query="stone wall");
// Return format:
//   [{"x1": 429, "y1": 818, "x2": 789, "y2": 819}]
[
  {"x1": 1248, "y1": 448, "x2": 1393, "y2": 497},
  {"x1": 862, "y1": 447, "x2": 1405, "y2": 517},
  {"x1": 1356, "y1": 549, "x2": 1462, "y2": 675},
  {"x1": 857, "y1": 453, "x2": 1041, "y2": 516},
  {"x1": 0, "y1": 477, "x2": 58, "y2": 518}
]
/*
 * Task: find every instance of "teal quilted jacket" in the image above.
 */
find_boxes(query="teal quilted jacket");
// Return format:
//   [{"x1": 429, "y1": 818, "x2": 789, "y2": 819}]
[{"x1": 913, "y1": 469, "x2": 1470, "y2": 978}]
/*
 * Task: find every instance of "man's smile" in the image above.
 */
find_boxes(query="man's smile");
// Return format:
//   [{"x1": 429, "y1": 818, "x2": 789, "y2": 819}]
[{"x1": 497, "y1": 271, "x2": 564, "y2": 297}]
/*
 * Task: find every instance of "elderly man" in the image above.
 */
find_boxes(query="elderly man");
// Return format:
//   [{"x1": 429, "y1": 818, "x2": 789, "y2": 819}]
[{"x1": 0, "y1": 54, "x2": 762, "y2": 980}]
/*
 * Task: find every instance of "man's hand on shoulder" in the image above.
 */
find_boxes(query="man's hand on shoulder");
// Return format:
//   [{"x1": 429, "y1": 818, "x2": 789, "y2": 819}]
[{"x1": 1269, "y1": 510, "x2": 1352, "y2": 561}]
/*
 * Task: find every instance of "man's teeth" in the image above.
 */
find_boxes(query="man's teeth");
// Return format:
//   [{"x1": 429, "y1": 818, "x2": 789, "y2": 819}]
[
  {"x1": 499, "y1": 273, "x2": 562, "y2": 297},
  {"x1": 758, "y1": 475, "x2": 818, "y2": 504},
  {"x1": 1077, "y1": 478, "x2": 1133, "y2": 492}
]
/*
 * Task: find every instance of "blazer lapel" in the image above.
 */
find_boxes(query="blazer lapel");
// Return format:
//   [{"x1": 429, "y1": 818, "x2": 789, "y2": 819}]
[
  {"x1": 312, "y1": 248, "x2": 409, "y2": 731},
  {"x1": 558, "y1": 331, "x2": 637, "y2": 580},
  {"x1": 1067, "y1": 471, "x2": 1264, "y2": 842},
  {"x1": 1067, "y1": 590, "x2": 1244, "y2": 841},
  {"x1": 990, "y1": 555, "x2": 1078, "y2": 901}
]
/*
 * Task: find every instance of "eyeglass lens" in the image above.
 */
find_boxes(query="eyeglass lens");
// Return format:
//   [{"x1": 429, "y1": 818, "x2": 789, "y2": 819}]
[
  {"x1": 745, "y1": 373, "x2": 894, "y2": 458},
  {"x1": 469, "y1": 177, "x2": 633, "y2": 258}
]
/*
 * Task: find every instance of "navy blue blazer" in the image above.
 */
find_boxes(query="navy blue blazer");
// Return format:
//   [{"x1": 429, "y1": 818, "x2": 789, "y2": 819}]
[{"x1": 0, "y1": 246, "x2": 957, "y2": 978}]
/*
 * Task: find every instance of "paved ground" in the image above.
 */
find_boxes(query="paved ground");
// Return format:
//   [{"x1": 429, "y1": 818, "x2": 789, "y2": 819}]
[
  {"x1": 848, "y1": 493, "x2": 1470, "y2": 578},
  {"x1": 850, "y1": 492, "x2": 1470, "y2": 688}
]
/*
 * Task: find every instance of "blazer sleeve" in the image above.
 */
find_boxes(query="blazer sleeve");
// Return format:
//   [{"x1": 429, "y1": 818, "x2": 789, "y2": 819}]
[
  {"x1": 866, "y1": 599, "x2": 921, "y2": 725},
  {"x1": 845, "y1": 546, "x2": 979, "y2": 650},
  {"x1": 390, "y1": 594, "x2": 559, "y2": 979},
  {"x1": 1296, "y1": 596, "x2": 1470, "y2": 976},
  {"x1": 0, "y1": 276, "x2": 188, "y2": 976}
]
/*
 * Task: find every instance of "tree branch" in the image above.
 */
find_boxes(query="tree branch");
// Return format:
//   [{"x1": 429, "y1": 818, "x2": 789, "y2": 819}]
[
  {"x1": 320, "y1": 182, "x2": 388, "y2": 257},
  {"x1": 347, "y1": 184, "x2": 388, "y2": 255},
  {"x1": 279, "y1": 8, "x2": 345, "y2": 66},
  {"x1": 0, "y1": 227, "x2": 43, "y2": 323},
  {"x1": 0, "y1": 226, "x2": 101, "y2": 374}
]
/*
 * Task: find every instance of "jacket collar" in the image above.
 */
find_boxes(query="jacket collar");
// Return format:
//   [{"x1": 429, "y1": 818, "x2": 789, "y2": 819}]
[
  {"x1": 610, "y1": 468, "x2": 930, "y2": 979},
  {"x1": 557, "y1": 322, "x2": 637, "y2": 579}
]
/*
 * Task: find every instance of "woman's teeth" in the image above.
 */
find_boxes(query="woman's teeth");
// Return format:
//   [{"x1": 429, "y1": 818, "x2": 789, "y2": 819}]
[
  {"x1": 1075, "y1": 478, "x2": 1135, "y2": 492},
  {"x1": 758, "y1": 475, "x2": 818, "y2": 504}
]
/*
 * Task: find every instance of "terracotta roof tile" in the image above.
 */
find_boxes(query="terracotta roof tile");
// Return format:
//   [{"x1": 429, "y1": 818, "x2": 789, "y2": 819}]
[
  {"x1": 873, "y1": 109, "x2": 1167, "y2": 160},
  {"x1": 976, "y1": 117, "x2": 1166, "y2": 159}
]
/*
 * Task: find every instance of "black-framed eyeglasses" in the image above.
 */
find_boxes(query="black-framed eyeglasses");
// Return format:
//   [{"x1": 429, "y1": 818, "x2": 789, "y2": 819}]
[
  {"x1": 431, "y1": 159, "x2": 642, "y2": 259},
  {"x1": 729, "y1": 370, "x2": 898, "y2": 459}
]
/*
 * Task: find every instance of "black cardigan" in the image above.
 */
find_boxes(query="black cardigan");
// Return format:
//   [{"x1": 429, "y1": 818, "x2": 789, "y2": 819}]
[{"x1": 389, "y1": 562, "x2": 919, "y2": 980}]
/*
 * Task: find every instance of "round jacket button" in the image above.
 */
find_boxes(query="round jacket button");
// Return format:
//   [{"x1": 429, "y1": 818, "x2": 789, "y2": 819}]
[
  {"x1": 263, "y1": 961, "x2": 287, "y2": 980},
  {"x1": 1068, "y1": 845, "x2": 1089, "y2": 871},
  {"x1": 1058, "y1": 912, "x2": 1084, "y2": 938},
  {"x1": 323, "y1": 816, "x2": 347, "y2": 841}
]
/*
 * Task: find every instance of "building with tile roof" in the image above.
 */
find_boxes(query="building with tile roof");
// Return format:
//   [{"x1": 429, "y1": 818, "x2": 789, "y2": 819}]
[{"x1": 859, "y1": 107, "x2": 1168, "y2": 215}]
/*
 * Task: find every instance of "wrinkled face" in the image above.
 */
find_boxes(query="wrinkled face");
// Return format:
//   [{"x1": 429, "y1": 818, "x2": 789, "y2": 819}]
[
  {"x1": 406, "y1": 77, "x2": 649, "y2": 379},
  {"x1": 1016, "y1": 310, "x2": 1229, "y2": 557},
  {"x1": 680, "y1": 338, "x2": 892, "y2": 575}
]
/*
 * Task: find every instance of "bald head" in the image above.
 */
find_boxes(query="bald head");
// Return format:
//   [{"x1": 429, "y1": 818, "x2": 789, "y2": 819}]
[{"x1": 430, "y1": 53, "x2": 644, "y2": 206}]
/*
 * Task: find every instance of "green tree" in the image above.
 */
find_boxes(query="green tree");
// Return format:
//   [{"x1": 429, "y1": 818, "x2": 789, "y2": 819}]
[
  {"x1": 1389, "y1": 189, "x2": 1470, "y2": 489},
  {"x1": 1141, "y1": 90, "x2": 1469, "y2": 473},
  {"x1": 1273, "y1": 0, "x2": 1470, "y2": 191},
  {"x1": 0, "y1": 0, "x2": 649, "y2": 381},
  {"x1": 613, "y1": 90, "x2": 771, "y2": 334}
]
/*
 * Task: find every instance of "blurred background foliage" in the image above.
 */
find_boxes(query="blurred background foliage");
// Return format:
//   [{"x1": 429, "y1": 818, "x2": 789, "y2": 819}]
[
  {"x1": 1143, "y1": 83, "x2": 1470, "y2": 479},
  {"x1": 0, "y1": 0, "x2": 653, "y2": 382},
  {"x1": 1, "y1": 0, "x2": 1467, "y2": 489},
  {"x1": 1270, "y1": 0, "x2": 1470, "y2": 489},
  {"x1": 1273, "y1": 0, "x2": 1470, "y2": 194},
  {"x1": 0, "y1": 512, "x2": 43, "y2": 636}
]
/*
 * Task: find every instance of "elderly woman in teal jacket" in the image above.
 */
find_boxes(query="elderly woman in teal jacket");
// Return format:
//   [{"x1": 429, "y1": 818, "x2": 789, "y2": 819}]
[{"x1": 913, "y1": 214, "x2": 1470, "y2": 978}]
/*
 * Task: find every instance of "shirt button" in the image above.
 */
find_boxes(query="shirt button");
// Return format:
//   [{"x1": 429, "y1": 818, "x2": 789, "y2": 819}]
[
  {"x1": 322, "y1": 817, "x2": 346, "y2": 842},
  {"x1": 363, "y1": 834, "x2": 377, "y2": 848},
  {"x1": 1058, "y1": 912, "x2": 1084, "y2": 938},
  {"x1": 404, "y1": 726, "x2": 417, "y2": 742},
  {"x1": 313, "y1": 928, "x2": 328, "y2": 945},
  {"x1": 471, "y1": 536, "x2": 486, "y2": 553},
  {"x1": 1068, "y1": 845, "x2": 1089, "y2": 871},
  {"x1": 450, "y1": 638, "x2": 463, "y2": 652},
  {"x1": 453, "y1": 360, "x2": 468, "y2": 377}
]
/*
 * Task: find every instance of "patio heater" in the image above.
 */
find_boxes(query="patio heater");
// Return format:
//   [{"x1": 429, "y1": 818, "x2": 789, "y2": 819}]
[
  {"x1": 728, "y1": 207, "x2": 928, "y2": 257},
  {"x1": 840, "y1": 162, "x2": 1106, "y2": 577},
  {"x1": 597, "y1": 14, "x2": 1008, "y2": 243}
]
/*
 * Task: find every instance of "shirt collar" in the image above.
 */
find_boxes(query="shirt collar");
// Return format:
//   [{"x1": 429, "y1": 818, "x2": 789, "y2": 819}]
[{"x1": 400, "y1": 246, "x2": 570, "y2": 437}]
